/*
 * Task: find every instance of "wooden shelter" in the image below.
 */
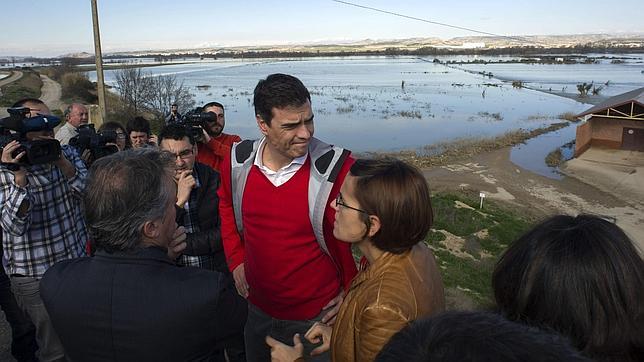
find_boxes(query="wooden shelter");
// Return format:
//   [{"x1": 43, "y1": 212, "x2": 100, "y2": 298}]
[{"x1": 575, "y1": 87, "x2": 644, "y2": 156}]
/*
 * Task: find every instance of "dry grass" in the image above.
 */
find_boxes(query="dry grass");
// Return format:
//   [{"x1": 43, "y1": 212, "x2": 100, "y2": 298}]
[{"x1": 362, "y1": 122, "x2": 570, "y2": 168}]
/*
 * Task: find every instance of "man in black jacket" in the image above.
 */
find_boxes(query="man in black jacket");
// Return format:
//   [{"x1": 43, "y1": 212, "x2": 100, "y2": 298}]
[
  {"x1": 159, "y1": 124, "x2": 246, "y2": 361},
  {"x1": 159, "y1": 123, "x2": 227, "y2": 272},
  {"x1": 40, "y1": 149, "x2": 246, "y2": 361}
]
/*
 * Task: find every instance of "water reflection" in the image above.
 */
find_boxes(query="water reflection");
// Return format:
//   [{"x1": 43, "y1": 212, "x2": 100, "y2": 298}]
[{"x1": 510, "y1": 122, "x2": 577, "y2": 180}]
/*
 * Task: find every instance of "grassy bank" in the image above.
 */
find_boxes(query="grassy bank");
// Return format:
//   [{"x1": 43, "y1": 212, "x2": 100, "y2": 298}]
[
  {"x1": 426, "y1": 192, "x2": 532, "y2": 308},
  {"x1": 0, "y1": 70, "x2": 42, "y2": 106},
  {"x1": 362, "y1": 122, "x2": 570, "y2": 169}
]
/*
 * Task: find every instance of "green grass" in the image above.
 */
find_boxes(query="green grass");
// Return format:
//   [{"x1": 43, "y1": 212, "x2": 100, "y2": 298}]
[
  {"x1": 427, "y1": 192, "x2": 532, "y2": 308},
  {"x1": 0, "y1": 71, "x2": 42, "y2": 106}
]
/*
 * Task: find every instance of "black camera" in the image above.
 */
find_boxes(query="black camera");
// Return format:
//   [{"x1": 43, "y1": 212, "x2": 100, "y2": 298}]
[
  {"x1": 69, "y1": 124, "x2": 119, "y2": 162},
  {"x1": 172, "y1": 108, "x2": 216, "y2": 142},
  {"x1": 0, "y1": 107, "x2": 62, "y2": 165}
]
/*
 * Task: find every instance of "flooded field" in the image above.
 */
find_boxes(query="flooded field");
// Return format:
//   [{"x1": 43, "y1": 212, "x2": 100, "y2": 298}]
[{"x1": 87, "y1": 55, "x2": 643, "y2": 169}]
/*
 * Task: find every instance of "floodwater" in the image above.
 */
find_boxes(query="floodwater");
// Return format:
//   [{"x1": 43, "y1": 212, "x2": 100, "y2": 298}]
[
  {"x1": 510, "y1": 123, "x2": 577, "y2": 180},
  {"x1": 87, "y1": 55, "x2": 643, "y2": 176}
]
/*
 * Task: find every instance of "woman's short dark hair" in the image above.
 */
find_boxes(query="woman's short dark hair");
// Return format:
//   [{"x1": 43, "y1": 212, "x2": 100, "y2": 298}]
[
  {"x1": 99, "y1": 121, "x2": 126, "y2": 135},
  {"x1": 350, "y1": 158, "x2": 432, "y2": 254},
  {"x1": 126, "y1": 116, "x2": 151, "y2": 136},
  {"x1": 376, "y1": 311, "x2": 589, "y2": 362},
  {"x1": 253, "y1": 73, "x2": 310, "y2": 126},
  {"x1": 493, "y1": 214, "x2": 644, "y2": 361}
]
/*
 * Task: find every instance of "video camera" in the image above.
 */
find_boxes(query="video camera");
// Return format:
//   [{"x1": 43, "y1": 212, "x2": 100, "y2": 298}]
[
  {"x1": 69, "y1": 124, "x2": 119, "y2": 162},
  {"x1": 0, "y1": 107, "x2": 62, "y2": 165},
  {"x1": 172, "y1": 107, "x2": 217, "y2": 143}
]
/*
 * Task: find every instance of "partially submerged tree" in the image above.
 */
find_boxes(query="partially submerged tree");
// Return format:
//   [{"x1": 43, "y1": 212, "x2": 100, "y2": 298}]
[{"x1": 576, "y1": 82, "x2": 593, "y2": 97}]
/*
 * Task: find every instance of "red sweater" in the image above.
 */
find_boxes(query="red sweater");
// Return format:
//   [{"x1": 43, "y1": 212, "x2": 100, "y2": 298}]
[
  {"x1": 218, "y1": 151, "x2": 357, "y2": 319},
  {"x1": 196, "y1": 133, "x2": 241, "y2": 172}
]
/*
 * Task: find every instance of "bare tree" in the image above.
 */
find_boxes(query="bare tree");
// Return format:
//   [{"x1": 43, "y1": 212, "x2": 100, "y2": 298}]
[
  {"x1": 113, "y1": 68, "x2": 194, "y2": 117},
  {"x1": 145, "y1": 74, "x2": 195, "y2": 116},
  {"x1": 114, "y1": 68, "x2": 153, "y2": 114}
]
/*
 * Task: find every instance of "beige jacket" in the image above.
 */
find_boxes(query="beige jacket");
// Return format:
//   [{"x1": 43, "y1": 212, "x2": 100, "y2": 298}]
[{"x1": 331, "y1": 243, "x2": 445, "y2": 362}]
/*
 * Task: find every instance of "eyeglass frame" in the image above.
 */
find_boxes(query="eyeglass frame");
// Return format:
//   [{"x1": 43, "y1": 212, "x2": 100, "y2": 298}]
[
  {"x1": 166, "y1": 148, "x2": 194, "y2": 160},
  {"x1": 335, "y1": 192, "x2": 369, "y2": 214}
]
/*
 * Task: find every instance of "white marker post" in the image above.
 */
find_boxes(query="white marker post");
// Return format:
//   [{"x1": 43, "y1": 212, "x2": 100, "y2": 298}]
[{"x1": 479, "y1": 192, "x2": 486, "y2": 209}]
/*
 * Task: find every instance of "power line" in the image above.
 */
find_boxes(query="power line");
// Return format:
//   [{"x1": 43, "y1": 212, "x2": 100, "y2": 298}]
[{"x1": 331, "y1": 0, "x2": 542, "y2": 45}]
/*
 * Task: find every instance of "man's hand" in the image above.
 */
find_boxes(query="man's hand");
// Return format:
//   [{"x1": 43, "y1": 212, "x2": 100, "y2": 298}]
[
  {"x1": 266, "y1": 334, "x2": 304, "y2": 362},
  {"x1": 167, "y1": 225, "x2": 187, "y2": 260},
  {"x1": 201, "y1": 128, "x2": 211, "y2": 144},
  {"x1": 233, "y1": 263, "x2": 249, "y2": 298},
  {"x1": 1, "y1": 140, "x2": 25, "y2": 164},
  {"x1": 1, "y1": 141, "x2": 27, "y2": 187},
  {"x1": 320, "y1": 290, "x2": 344, "y2": 325},
  {"x1": 175, "y1": 170, "x2": 196, "y2": 206},
  {"x1": 305, "y1": 322, "x2": 332, "y2": 356}
]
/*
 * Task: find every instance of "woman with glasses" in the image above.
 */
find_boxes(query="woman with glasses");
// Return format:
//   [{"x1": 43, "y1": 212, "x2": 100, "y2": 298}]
[
  {"x1": 267, "y1": 158, "x2": 445, "y2": 362},
  {"x1": 98, "y1": 121, "x2": 128, "y2": 151}
]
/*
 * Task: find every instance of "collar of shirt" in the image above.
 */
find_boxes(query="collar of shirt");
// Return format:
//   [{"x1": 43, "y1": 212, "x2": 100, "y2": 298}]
[{"x1": 253, "y1": 137, "x2": 308, "y2": 187}]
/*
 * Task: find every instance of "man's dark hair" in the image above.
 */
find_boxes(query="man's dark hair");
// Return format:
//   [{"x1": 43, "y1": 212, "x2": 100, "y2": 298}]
[
  {"x1": 12, "y1": 98, "x2": 45, "y2": 108},
  {"x1": 202, "y1": 101, "x2": 224, "y2": 111},
  {"x1": 159, "y1": 124, "x2": 194, "y2": 146},
  {"x1": 84, "y1": 149, "x2": 175, "y2": 253},
  {"x1": 493, "y1": 214, "x2": 644, "y2": 361},
  {"x1": 350, "y1": 158, "x2": 432, "y2": 254},
  {"x1": 376, "y1": 311, "x2": 589, "y2": 362},
  {"x1": 253, "y1": 73, "x2": 310, "y2": 126},
  {"x1": 126, "y1": 116, "x2": 151, "y2": 136}
]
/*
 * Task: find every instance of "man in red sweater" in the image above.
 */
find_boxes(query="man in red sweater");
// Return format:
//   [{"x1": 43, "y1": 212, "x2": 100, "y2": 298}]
[
  {"x1": 197, "y1": 101, "x2": 241, "y2": 172},
  {"x1": 218, "y1": 74, "x2": 357, "y2": 361}
]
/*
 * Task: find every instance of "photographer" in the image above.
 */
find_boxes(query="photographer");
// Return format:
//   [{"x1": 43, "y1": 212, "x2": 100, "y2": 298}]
[
  {"x1": 165, "y1": 103, "x2": 183, "y2": 124},
  {"x1": 0, "y1": 98, "x2": 88, "y2": 361},
  {"x1": 196, "y1": 102, "x2": 241, "y2": 172}
]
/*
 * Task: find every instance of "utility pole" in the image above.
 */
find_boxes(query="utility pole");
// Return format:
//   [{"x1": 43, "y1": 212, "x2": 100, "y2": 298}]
[{"x1": 91, "y1": 0, "x2": 107, "y2": 123}]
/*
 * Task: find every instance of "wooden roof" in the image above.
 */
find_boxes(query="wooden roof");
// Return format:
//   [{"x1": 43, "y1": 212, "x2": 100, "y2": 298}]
[{"x1": 577, "y1": 87, "x2": 644, "y2": 121}]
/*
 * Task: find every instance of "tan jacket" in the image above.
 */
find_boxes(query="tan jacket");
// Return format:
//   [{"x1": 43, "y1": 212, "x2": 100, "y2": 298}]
[{"x1": 331, "y1": 243, "x2": 445, "y2": 362}]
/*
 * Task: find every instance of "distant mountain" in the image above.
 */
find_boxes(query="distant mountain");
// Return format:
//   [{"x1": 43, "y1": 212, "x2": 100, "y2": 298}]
[{"x1": 102, "y1": 33, "x2": 643, "y2": 58}]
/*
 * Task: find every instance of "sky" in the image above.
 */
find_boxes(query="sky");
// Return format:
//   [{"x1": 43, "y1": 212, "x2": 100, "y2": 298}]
[{"x1": 2, "y1": 0, "x2": 643, "y2": 57}]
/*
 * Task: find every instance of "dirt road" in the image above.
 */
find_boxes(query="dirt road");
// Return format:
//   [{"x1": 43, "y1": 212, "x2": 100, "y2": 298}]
[
  {"x1": 423, "y1": 147, "x2": 644, "y2": 251},
  {"x1": 39, "y1": 75, "x2": 63, "y2": 112},
  {"x1": 0, "y1": 71, "x2": 22, "y2": 88}
]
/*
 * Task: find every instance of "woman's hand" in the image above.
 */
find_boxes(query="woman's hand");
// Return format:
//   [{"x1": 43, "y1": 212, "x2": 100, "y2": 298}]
[
  {"x1": 265, "y1": 334, "x2": 304, "y2": 362},
  {"x1": 305, "y1": 322, "x2": 332, "y2": 356}
]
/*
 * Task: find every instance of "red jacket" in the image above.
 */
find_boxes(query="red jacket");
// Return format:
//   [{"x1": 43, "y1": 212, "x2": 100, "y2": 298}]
[{"x1": 196, "y1": 133, "x2": 241, "y2": 172}]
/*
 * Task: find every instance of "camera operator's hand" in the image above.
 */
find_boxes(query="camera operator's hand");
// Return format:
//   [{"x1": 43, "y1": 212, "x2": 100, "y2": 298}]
[
  {"x1": 175, "y1": 170, "x2": 196, "y2": 207},
  {"x1": 1, "y1": 140, "x2": 27, "y2": 187},
  {"x1": 1, "y1": 140, "x2": 26, "y2": 164},
  {"x1": 201, "y1": 128, "x2": 211, "y2": 144}
]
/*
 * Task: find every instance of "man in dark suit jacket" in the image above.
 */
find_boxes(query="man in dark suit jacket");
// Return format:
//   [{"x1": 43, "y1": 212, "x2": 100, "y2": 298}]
[{"x1": 40, "y1": 148, "x2": 246, "y2": 362}]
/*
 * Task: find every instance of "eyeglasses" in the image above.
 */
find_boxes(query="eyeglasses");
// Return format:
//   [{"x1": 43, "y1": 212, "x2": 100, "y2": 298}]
[
  {"x1": 168, "y1": 149, "x2": 193, "y2": 160},
  {"x1": 335, "y1": 193, "x2": 369, "y2": 214}
]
